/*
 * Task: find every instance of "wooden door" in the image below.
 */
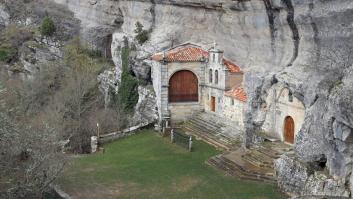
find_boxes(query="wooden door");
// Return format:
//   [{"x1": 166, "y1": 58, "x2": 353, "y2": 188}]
[
  {"x1": 284, "y1": 116, "x2": 295, "y2": 144},
  {"x1": 169, "y1": 70, "x2": 198, "y2": 102},
  {"x1": 210, "y1": 96, "x2": 216, "y2": 112}
]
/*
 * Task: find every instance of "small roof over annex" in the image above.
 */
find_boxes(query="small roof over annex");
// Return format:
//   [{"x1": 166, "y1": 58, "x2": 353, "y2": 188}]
[
  {"x1": 151, "y1": 42, "x2": 242, "y2": 73},
  {"x1": 224, "y1": 85, "x2": 248, "y2": 103}
]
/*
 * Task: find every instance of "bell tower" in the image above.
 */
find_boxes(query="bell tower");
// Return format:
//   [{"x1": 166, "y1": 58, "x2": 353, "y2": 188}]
[{"x1": 208, "y1": 42, "x2": 224, "y2": 67}]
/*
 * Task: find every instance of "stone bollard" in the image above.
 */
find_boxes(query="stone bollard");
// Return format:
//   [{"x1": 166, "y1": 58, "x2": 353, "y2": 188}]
[
  {"x1": 188, "y1": 136, "x2": 193, "y2": 152},
  {"x1": 171, "y1": 129, "x2": 175, "y2": 143},
  {"x1": 91, "y1": 136, "x2": 98, "y2": 153}
]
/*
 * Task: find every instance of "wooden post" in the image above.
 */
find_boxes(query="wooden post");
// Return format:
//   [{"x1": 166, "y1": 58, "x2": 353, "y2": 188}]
[
  {"x1": 171, "y1": 129, "x2": 174, "y2": 143},
  {"x1": 96, "y1": 123, "x2": 100, "y2": 138},
  {"x1": 188, "y1": 136, "x2": 193, "y2": 152}
]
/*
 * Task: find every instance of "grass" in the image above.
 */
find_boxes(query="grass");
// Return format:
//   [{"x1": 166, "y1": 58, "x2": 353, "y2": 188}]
[{"x1": 58, "y1": 130, "x2": 285, "y2": 199}]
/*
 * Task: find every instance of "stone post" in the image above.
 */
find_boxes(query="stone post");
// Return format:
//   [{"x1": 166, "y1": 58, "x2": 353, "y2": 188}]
[
  {"x1": 91, "y1": 136, "x2": 98, "y2": 153},
  {"x1": 166, "y1": 120, "x2": 169, "y2": 128},
  {"x1": 171, "y1": 129, "x2": 175, "y2": 143},
  {"x1": 188, "y1": 136, "x2": 193, "y2": 152}
]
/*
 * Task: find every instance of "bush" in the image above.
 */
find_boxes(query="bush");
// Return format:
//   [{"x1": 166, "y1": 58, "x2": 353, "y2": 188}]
[
  {"x1": 117, "y1": 43, "x2": 139, "y2": 111},
  {"x1": 41, "y1": 16, "x2": 56, "y2": 37},
  {"x1": 0, "y1": 46, "x2": 16, "y2": 62},
  {"x1": 0, "y1": 25, "x2": 32, "y2": 63},
  {"x1": 134, "y1": 21, "x2": 149, "y2": 45}
]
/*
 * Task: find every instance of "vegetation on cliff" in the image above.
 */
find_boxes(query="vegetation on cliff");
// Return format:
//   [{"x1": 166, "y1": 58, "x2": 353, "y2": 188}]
[
  {"x1": 114, "y1": 39, "x2": 139, "y2": 111},
  {"x1": 134, "y1": 21, "x2": 149, "y2": 45},
  {"x1": 0, "y1": 25, "x2": 33, "y2": 63},
  {"x1": 0, "y1": 34, "x2": 123, "y2": 198},
  {"x1": 40, "y1": 16, "x2": 56, "y2": 37}
]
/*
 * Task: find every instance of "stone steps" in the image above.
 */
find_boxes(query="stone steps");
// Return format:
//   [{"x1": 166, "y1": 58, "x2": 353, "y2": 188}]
[
  {"x1": 189, "y1": 116, "x2": 225, "y2": 131},
  {"x1": 207, "y1": 142, "x2": 293, "y2": 184},
  {"x1": 207, "y1": 154, "x2": 276, "y2": 184},
  {"x1": 179, "y1": 112, "x2": 287, "y2": 184},
  {"x1": 186, "y1": 121, "x2": 235, "y2": 145},
  {"x1": 187, "y1": 119, "x2": 222, "y2": 136},
  {"x1": 181, "y1": 112, "x2": 242, "y2": 151},
  {"x1": 183, "y1": 125, "x2": 232, "y2": 151},
  {"x1": 243, "y1": 150, "x2": 274, "y2": 169},
  {"x1": 256, "y1": 142, "x2": 293, "y2": 159}
]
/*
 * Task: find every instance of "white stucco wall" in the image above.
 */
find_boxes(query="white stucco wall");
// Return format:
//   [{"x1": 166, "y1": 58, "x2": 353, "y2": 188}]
[{"x1": 262, "y1": 85, "x2": 305, "y2": 143}]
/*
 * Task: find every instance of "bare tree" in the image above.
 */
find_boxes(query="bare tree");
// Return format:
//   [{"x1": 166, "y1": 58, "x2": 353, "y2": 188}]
[{"x1": 0, "y1": 112, "x2": 67, "y2": 199}]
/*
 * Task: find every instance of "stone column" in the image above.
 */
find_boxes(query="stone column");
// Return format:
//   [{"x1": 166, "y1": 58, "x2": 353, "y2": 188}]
[{"x1": 91, "y1": 136, "x2": 98, "y2": 153}]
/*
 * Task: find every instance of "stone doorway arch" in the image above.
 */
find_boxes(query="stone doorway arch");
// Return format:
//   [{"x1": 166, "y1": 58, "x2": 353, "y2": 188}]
[{"x1": 284, "y1": 116, "x2": 295, "y2": 144}]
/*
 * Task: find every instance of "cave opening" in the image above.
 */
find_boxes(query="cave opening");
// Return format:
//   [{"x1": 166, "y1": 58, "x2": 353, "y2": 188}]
[
  {"x1": 315, "y1": 156, "x2": 327, "y2": 170},
  {"x1": 104, "y1": 34, "x2": 113, "y2": 59}
]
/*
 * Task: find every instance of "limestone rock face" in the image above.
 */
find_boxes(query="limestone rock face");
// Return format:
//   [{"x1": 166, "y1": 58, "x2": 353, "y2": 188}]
[
  {"x1": 19, "y1": 39, "x2": 63, "y2": 78},
  {"x1": 275, "y1": 155, "x2": 350, "y2": 197},
  {"x1": 51, "y1": 0, "x2": 353, "y2": 196},
  {"x1": 0, "y1": 5, "x2": 10, "y2": 28},
  {"x1": 274, "y1": 155, "x2": 311, "y2": 196},
  {"x1": 130, "y1": 85, "x2": 158, "y2": 126}
]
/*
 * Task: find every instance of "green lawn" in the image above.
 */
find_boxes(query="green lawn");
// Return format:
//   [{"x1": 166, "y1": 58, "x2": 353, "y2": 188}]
[{"x1": 58, "y1": 130, "x2": 285, "y2": 199}]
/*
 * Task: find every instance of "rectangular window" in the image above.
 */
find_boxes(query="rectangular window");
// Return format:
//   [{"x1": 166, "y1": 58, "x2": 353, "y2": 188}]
[
  {"x1": 209, "y1": 69, "x2": 213, "y2": 83},
  {"x1": 232, "y1": 99, "x2": 234, "y2": 105}
]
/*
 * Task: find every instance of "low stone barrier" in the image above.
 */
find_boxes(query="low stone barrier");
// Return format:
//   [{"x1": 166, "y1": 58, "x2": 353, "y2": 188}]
[{"x1": 98, "y1": 122, "x2": 151, "y2": 144}]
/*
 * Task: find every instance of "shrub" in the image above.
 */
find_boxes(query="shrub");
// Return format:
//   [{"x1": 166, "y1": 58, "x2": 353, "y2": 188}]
[
  {"x1": 117, "y1": 43, "x2": 139, "y2": 111},
  {"x1": 134, "y1": 21, "x2": 149, "y2": 45},
  {"x1": 41, "y1": 16, "x2": 56, "y2": 37},
  {"x1": 0, "y1": 46, "x2": 16, "y2": 62}
]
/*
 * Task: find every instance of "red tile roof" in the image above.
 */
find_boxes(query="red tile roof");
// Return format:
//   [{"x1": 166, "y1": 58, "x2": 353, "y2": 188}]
[
  {"x1": 223, "y1": 59, "x2": 242, "y2": 73},
  {"x1": 151, "y1": 43, "x2": 242, "y2": 73},
  {"x1": 151, "y1": 44, "x2": 208, "y2": 62},
  {"x1": 224, "y1": 85, "x2": 248, "y2": 103}
]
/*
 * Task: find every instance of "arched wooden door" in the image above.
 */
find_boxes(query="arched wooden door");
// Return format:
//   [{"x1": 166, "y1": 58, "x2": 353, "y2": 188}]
[
  {"x1": 169, "y1": 70, "x2": 198, "y2": 102},
  {"x1": 284, "y1": 116, "x2": 295, "y2": 144}
]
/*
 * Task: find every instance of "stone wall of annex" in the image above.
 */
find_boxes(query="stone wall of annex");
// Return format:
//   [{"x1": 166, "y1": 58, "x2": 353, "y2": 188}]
[{"x1": 262, "y1": 85, "x2": 305, "y2": 142}]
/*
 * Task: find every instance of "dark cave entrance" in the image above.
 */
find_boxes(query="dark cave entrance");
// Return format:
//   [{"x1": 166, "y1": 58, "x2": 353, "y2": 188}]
[
  {"x1": 104, "y1": 34, "x2": 113, "y2": 59},
  {"x1": 314, "y1": 156, "x2": 327, "y2": 171}
]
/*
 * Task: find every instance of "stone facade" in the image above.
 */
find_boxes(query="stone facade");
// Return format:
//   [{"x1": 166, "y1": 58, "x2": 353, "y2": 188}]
[
  {"x1": 152, "y1": 57, "x2": 206, "y2": 124},
  {"x1": 223, "y1": 96, "x2": 245, "y2": 128},
  {"x1": 262, "y1": 84, "x2": 305, "y2": 142},
  {"x1": 151, "y1": 43, "x2": 245, "y2": 127}
]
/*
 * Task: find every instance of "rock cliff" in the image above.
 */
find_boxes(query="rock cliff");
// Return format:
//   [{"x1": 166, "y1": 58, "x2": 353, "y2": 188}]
[{"x1": 45, "y1": 0, "x2": 353, "y2": 197}]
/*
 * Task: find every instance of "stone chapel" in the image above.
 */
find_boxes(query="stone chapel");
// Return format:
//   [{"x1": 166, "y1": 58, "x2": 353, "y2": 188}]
[{"x1": 151, "y1": 42, "x2": 305, "y2": 145}]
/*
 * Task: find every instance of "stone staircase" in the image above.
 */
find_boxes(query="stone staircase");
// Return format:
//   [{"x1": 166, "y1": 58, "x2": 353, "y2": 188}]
[
  {"x1": 181, "y1": 112, "x2": 243, "y2": 151},
  {"x1": 179, "y1": 111, "x2": 293, "y2": 184},
  {"x1": 207, "y1": 141, "x2": 293, "y2": 184}
]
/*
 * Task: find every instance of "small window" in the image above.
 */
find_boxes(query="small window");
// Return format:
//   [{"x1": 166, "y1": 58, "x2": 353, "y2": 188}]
[
  {"x1": 288, "y1": 91, "x2": 293, "y2": 102},
  {"x1": 231, "y1": 99, "x2": 234, "y2": 105},
  {"x1": 215, "y1": 70, "x2": 218, "y2": 84},
  {"x1": 209, "y1": 69, "x2": 213, "y2": 83},
  {"x1": 212, "y1": 54, "x2": 216, "y2": 62},
  {"x1": 218, "y1": 97, "x2": 221, "y2": 103}
]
